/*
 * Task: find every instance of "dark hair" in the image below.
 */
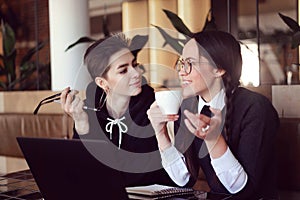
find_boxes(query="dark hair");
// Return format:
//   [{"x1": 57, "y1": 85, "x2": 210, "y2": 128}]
[
  {"x1": 192, "y1": 30, "x2": 242, "y2": 139},
  {"x1": 84, "y1": 33, "x2": 130, "y2": 79}
]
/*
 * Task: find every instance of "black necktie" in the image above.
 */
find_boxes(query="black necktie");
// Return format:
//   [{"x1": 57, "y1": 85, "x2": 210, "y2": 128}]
[{"x1": 200, "y1": 105, "x2": 211, "y2": 118}]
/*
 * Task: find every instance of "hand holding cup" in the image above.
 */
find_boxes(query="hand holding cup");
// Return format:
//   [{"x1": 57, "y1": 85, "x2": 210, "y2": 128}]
[{"x1": 155, "y1": 88, "x2": 183, "y2": 115}]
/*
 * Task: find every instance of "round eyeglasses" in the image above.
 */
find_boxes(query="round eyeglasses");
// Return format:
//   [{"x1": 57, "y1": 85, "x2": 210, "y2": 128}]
[
  {"x1": 175, "y1": 57, "x2": 192, "y2": 74},
  {"x1": 175, "y1": 57, "x2": 210, "y2": 74}
]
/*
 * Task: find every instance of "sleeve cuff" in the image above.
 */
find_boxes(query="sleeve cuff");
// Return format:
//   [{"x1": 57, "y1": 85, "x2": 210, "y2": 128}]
[
  {"x1": 211, "y1": 147, "x2": 239, "y2": 174},
  {"x1": 160, "y1": 145, "x2": 184, "y2": 167}
]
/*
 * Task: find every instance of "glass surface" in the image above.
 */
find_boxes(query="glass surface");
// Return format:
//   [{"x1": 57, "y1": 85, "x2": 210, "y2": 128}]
[
  {"x1": 238, "y1": 0, "x2": 298, "y2": 86},
  {"x1": 0, "y1": 178, "x2": 22, "y2": 186},
  {"x1": 0, "y1": 170, "x2": 42, "y2": 200}
]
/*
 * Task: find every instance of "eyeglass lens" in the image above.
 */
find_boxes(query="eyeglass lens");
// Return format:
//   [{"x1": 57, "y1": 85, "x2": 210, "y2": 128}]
[{"x1": 176, "y1": 58, "x2": 191, "y2": 74}]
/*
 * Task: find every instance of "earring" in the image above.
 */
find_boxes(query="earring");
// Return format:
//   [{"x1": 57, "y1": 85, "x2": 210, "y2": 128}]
[{"x1": 98, "y1": 88, "x2": 108, "y2": 110}]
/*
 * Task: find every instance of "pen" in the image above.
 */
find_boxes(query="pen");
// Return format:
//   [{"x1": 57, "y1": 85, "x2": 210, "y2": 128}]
[
  {"x1": 82, "y1": 106, "x2": 100, "y2": 111},
  {"x1": 53, "y1": 100, "x2": 100, "y2": 112}
]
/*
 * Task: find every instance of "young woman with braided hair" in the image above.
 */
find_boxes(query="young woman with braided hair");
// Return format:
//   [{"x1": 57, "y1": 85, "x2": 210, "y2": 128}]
[{"x1": 147, "y1": 30, "x2": 279, "y2": 199}]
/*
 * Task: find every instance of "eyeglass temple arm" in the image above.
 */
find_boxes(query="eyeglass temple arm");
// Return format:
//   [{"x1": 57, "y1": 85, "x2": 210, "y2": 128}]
[
  {"x1": 33, "y1": 96, "x2": 61, "y2": 115},
  {"x1": 33, "y1": 90, "x2": 73, "y2": 115},
  {"x1": 41, "y1": 92, "x2": 62, "y2": 101}
]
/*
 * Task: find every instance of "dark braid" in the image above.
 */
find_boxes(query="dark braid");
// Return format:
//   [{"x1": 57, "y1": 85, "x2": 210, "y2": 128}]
[{"x1": 222, "y1": 73, "x2": 235, "y2": 140}]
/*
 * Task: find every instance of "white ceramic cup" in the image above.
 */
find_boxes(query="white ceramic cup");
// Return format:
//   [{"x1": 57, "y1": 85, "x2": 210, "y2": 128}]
[{"x1": 155, "y1": 89, "x2": 183, "y2": 115}]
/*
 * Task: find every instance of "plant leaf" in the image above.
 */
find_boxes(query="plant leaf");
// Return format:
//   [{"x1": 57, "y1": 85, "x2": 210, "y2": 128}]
[
  {"x1": 278, "y1": 13, "x2": 300, "y2": 32},
  {"x1": 152, "y1": 24, "x2": 184, "y2": 54},
  {"x1": 129, "y1": 35, "x2": 149, "y2": 58},
  {"x1": 0, "y1": 55, "x2": 4, "y2": 62},
  {"x1": 162, "y1": 9, "x2": 193, "y2": 37},
  {"x1": 0, "y1": 81, "x2": 7, "y2": 90},
  {"x1": 20, "y1": 41, "x2": 45, "y2": 66},
  {"x1": 65, "y1": 37, "x2": 96, "y2": 51},
  {"x1": 291, "y1": 32, "x2": 300, "y2": 48},
  {"x1": 0, "y1": 21, "x2": 17, "y2": 89},
  {"x1": 1, "y1": 22, "x2": 16, "y2": 56},
  {"x1": 0, "y1": 64, "x2": 6, "y2": 75},
  {"x1": 9, "y1": 63, "x2": 36, "y2": 88},
  {"x1": 102, "y1": 15, "x2": 110, "y2": 37},
  {"x1": 3, "y1": 49, "x2": 17, "y2": 83},
  {"x1": 20, "y1": 62, "x2": 34, "y2": 72},
  {"x1": 202, "y1": 9, "x2": 218, "y2": 32}
]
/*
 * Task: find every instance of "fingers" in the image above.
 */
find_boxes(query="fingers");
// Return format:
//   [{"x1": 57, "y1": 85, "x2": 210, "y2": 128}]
[
  {"x1": 184, "y1": 110, "x2": 210, "y2": 139},
  {"x1": 184, "y1": 118, "x2": 206, "y2": 139},
  {"x1": 65, "y1": 90, "x2": 79, "y2": 106},
  {"x1": 147, "y1": 101, "x2": 179, "y2": 137},
  {"x1": 183, "y1": 107, "x2": 224, "y2": 141},
  {"x1": 209, "y1": 107, "x2": 221, "y2": 118},
  {"x1": 149, "y1": 101, "x2": 158, "y2": 109},
  {"x1": 60, "y1": 87, "x2": 80, "y2": 114},
  {"x1": 147, "y1": 101, "x2": 179, "y2": 122},
  {"x1": 201, "y1": 125, "x2": 210, "y2": 132},
  {"x1": 69, "y1": 96, "x2": 81, "y2": 112},
  {"x1": 184, "y1": 109, "x2": 209, "y2": 128},
  {"x1": 60, "y1": 87, "x2": 71, "y2": 107}
]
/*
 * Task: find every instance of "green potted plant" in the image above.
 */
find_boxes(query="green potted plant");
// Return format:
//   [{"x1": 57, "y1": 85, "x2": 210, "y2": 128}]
[
  {"x1": 152, "y1": 9, "x2": 217, "y2": 54},
  {"x1": 64, "y1": 16, "x2": 149, "y2": 74},
  {"x1": 0, "y1": 21, "x2": 49, "y2": 91}
]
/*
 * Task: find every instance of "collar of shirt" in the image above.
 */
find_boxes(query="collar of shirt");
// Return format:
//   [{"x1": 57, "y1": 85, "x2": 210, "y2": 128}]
[{"x1": 197, "y1": 89, "x2": 226, "y2": 114}]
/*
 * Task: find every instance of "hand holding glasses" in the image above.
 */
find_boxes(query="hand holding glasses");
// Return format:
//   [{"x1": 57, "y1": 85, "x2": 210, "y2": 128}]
[
  {"x1": 33, "y1": 90, "x2": 100, "y2": 115},
  {"x1": 33, "y1": 92, "x2": 64, "y2": 115}
]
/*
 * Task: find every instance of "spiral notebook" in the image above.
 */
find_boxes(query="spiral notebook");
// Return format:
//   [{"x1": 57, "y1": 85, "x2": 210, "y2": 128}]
[{"x1": 126, "y1": 184, "x2": 195, "y2": 199}]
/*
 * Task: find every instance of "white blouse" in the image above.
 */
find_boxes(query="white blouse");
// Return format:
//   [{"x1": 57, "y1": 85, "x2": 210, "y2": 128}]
[{"x1": 159, "y1": 90, "x2": 248, "y2": 194}]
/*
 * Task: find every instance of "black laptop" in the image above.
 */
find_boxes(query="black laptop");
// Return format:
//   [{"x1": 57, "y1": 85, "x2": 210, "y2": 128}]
[{"x1": 17, "y1": 137, "x2": 129, "y2": 200}]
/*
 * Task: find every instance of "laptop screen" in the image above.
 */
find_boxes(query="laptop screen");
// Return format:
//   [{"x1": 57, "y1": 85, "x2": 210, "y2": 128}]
[{"x1": 17, "y1": 137, "x2": 129, "y2": 200}]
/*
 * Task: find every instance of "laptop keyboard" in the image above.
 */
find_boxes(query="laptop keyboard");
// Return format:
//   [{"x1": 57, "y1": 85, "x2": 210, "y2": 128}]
[{"x1": 0, "y1": 170, "x2": 43, "y2": 200}]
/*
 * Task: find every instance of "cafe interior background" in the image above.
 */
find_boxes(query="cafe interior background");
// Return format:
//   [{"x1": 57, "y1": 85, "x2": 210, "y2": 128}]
[{"x1": 0, "y1": 0, "x2": 299, "y2": 198}]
